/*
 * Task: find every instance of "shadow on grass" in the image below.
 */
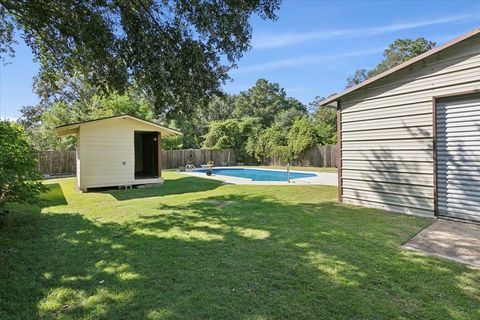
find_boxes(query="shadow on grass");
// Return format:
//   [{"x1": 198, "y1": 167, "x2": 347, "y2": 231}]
[
  {"x1": 105, "y1": 176, "x2": 223, "y2": 201},
  {"x1": 40, "y1": 183, "x2": 68, "y2": 207},
  {"x1": 1, "y1": 193, "x2": 479, "y2": 319}
]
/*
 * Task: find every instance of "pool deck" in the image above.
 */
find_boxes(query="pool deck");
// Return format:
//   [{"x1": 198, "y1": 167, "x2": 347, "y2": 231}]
[{"x1": 181, "y1": 167, "x2": 338, "y2": 186}]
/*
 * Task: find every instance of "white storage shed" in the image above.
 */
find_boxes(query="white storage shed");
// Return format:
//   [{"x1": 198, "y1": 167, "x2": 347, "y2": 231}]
[{"x1": 56, "y1": 115, "x2": 181, "y2": 191}]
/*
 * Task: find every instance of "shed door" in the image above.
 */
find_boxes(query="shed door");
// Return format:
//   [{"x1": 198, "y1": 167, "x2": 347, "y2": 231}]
[{"x1": 436, "y1": 94, "x2": 480, "y2": 222}]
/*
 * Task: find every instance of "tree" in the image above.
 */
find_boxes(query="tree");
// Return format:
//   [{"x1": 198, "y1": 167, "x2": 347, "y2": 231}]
[
  {"x1": 246, "y1": 117, "x2": 319, "y2": 165},
  {"x1": 32, "y1": 72, "x2": 100, "y2": 108},
  {"x1": 0, "y1": 6, "x2": 14, "y2": 64},
  {"x1": 0, "y1": 0, "x2": 280, "y2": 117},
  {"x1": 162, "y1": 135, "x2": 183, "y2": 151},
  {"x1": 203, "y1": 117, "x2": 258, "y2": 152},
  {"x1": 0, "y1": 120, "x2": 45, "y2": 213},
  {"x1": 245, "y1": 124, "x2": 286, "y2": 163},
  {"x1": 287, "y1": 117, "x2": 318, "y2": 157},
  {"x1": 273, "y1": 107, "x2": 307, "y2": 130},
  {"x1": 203, "y1": 95, "x2": 238, "y2": 123},
  {"x1": 172, "y1": 80, "x2": 306, "y2": 149},
  {"x1": 308, "y1": 95, "x2": 335, "y2": 112},
  {"x1": 346, "y1": 37, "x2": 436, "y2": 88},
  {"x1": 169, "y1": 115, "x2": 206, "y2": 149},
  {"x1": 313, "y1": 106, "x2": 336, "y2": 144},
  {"x1": 28, "y1": 101, "x2": 78, "y2": 151},
  {"x1": 316, "y1": 121, "x2": 337, "y2": 145},
  {"x1": 345, "y1": 68, "x2": 368, "y2": 89},
  {"x1": 270, "y1": 117, "x2": 318, "y2": 181},
  {"x1": 88, "y1": 92, "x2": 155, "y2": 120},
  {"x1": 19, "y1": 91, "x2": 156, "y2": 150},
  {"x1": 17, "y1": 104, "x2": 44, "y2": 130},
  {"x1": 373, "y1": 38, "x2": 436, "y2": 76},
  {"x1": 234, "y1": 79, "x2": 306, "y2": 127},
  {"x1": 308, "y1": 96, "x2": 337, "y2": 144},
  {"x1": 167, "y1": 94, "x2": 237, "y2": 149}
]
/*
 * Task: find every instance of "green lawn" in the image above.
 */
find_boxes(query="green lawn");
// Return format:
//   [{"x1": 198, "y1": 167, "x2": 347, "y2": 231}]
[{"x1": 1, "y1": 172, "x2": 479, "y2": 319}]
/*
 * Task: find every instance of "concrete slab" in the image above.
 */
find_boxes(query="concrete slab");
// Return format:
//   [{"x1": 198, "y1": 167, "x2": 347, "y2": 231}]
[{"x1": 403, "y1": 219, "x2": 480, "y2": 268}]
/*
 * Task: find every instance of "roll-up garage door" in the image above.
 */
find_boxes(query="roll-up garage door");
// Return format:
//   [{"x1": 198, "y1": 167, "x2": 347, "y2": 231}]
[{"x1": 436, "y1": 93, "x2": 480, "y2": 222}]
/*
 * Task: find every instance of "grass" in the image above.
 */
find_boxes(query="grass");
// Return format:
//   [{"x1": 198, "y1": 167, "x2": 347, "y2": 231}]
[
  {"x1": 243, "y1": 165, "x2": 338, "y2": 173},
  {"x1": 1, "y1": 172, "x2": 479, "y2": 319}
]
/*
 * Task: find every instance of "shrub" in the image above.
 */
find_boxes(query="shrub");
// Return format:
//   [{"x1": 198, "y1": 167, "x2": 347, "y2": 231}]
[{"x1": 0, "y1": 120, "x2": 46, "y2": 213}]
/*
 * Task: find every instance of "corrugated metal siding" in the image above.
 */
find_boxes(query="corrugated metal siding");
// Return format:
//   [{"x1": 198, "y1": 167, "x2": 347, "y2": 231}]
[
  {"x1": 436, "y1": 94, "x2": 480, "y2": 222},
  {"x1": 339, "y1": 34, "x2": 480, "y2": 217}
]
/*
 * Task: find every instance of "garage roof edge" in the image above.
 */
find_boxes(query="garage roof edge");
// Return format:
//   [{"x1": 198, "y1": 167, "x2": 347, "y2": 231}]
[{"x1": 319, "y1": 27, "x2": 480, "y2": 107}]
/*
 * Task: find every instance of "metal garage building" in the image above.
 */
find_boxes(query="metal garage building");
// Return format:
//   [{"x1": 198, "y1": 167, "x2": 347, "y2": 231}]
[{"x1": 321, "y1": 28, "x2": 480, "y2": 222}]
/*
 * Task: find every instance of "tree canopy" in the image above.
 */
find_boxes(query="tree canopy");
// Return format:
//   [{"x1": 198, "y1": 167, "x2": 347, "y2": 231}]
[
  {"x1": 245, "y1": 124, "x2": 286, "y2": 162},
  {"x1": 246, "y1": 117, "x2": 320, "y2": 165},
  {"x1": 233, "y1": 79, "x2": 306, "y2": 127},
  {"x1": 167, "y1": 78, "x2": 307, "y2": 149},
  {"x1": 18, "y1": 76, "x2": 337, "y2": 167},
  {"x1": 20, "y1": 90, "x2": 156, "y2": 150},
  {"x1": 198, "y1": 78, "x2": 326, "y2": 163},
  {"x1": 346, "y1": 37, "x2": 436, "y2": 88},
  {"x1": 0, "y1": 0, "x2": 280, "y2": 117},
  {"x1": 203, "y1": 118, "x2": 258, "y2": 160}
]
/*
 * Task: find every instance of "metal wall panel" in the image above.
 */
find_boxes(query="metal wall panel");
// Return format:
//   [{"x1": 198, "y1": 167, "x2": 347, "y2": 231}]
[
  {"x1": 436, "y1": 94, "x2": 480, "y2": 221},
  {"x1": 341, "y1": 102, "x2": 432, "y2": 122},
  {"x1": 339, "y1": 34, "x2": 480, "y2": 217},
  {"x1": 342, "y1": 150, "x2": 433, "y2": 162},
  {"x1": 342, "y1": 169, "x2": 433, "y2": 186},
  {"x1": 343, "y1": 179, "x2": 434, "y2": 198},
  {"x1": 342, "y1": 114, "x2": 432, "y2": 132},
  {"x1": 342, "y1": 197, "x2": 434, "y2": 217},
  {"x1": 342, "y1": 126, "x2": 432, "y2": 142},
  {"x1": 342, "y1": 138, "x2": 433, "y2": 150},
  {"x1": 342, "y1": 160, "x2": 433, "y2": 174},
  {"x1": 342, "y1": 82, "x2": 480, "y2": 113}
]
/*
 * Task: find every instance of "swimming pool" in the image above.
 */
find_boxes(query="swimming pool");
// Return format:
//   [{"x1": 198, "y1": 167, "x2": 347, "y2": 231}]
[{"x1": 194, "y1": 168, "x2": 317, "y2": 182}]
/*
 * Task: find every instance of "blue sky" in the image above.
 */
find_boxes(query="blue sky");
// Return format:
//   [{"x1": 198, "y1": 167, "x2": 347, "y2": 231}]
[{"x1": 1, "y1": 0, "x2": 480, "y2": 119}]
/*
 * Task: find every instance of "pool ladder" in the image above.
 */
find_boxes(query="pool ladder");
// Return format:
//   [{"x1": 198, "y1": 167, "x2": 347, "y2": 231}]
[{"x1": 185, "y1": 164, "x2": 196, "y2": 172}]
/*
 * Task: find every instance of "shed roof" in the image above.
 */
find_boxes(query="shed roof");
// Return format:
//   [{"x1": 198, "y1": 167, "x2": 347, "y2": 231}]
[
  {"x1": 55, "y1": 114, "x2": 182, "y2": 137},
  {"x1": 320, "y1": 28, "x2": 480, "y2": 107}
]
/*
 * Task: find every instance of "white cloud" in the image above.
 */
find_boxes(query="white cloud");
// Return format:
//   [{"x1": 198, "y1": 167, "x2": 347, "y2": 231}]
[
  {"x1": 253, "y1": 14, "x2": 476, "y2": 49},
  {"x1": 233, "y1": 47, "x2": 382, "y2": 74}
]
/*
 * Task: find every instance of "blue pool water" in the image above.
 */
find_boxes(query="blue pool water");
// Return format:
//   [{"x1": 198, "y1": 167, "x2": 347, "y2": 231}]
[{"x1": 195, "y1": 168, "x2": 317, "y2": 181}]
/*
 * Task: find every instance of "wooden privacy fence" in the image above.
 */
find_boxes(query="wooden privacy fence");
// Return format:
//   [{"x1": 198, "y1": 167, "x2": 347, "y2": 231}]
[
  {"x1": 260, "y1": 145, "x2": 337, "y2": 167},
  {"x1": 37, "y1": 150, "x2": 76, "y2": 175},
  {"x1": 162, "y1": 148, "x2": 238, "y2": 169},
  {"x1": 161, "y1": 145, "x2": 336, "y2": 169},
  {"x1": 36, "y1": 145, "x2": 336, "y2": 174}
]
